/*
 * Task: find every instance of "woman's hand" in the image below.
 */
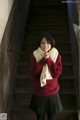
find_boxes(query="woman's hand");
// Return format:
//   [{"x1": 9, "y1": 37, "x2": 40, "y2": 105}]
[{"x1": 43, "y1": 52, "x2": 49, "y2": 59}]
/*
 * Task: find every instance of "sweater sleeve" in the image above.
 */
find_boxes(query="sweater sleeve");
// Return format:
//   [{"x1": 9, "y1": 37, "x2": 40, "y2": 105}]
[
  {"x1": 46, "y1": 54, "x2": 62, "y2": 78},
  {"x1": 29, "y1": 54, "x2": 46, "y2": 77}
]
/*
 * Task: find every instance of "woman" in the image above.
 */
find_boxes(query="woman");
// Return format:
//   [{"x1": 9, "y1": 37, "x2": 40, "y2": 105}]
[{"x1": 29, "y1": 32, "x2": 63, "y2": 120}]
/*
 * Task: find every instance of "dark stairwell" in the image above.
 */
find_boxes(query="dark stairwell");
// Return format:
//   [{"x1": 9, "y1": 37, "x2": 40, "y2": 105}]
[{"x1": 10, "y1": 0, "x2": 78, "y2": 120}]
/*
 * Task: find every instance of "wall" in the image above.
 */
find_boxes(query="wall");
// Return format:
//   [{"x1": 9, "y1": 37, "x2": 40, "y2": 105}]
[{"x1": 0, "y1": 0, "x2": 14, "y2": 45}]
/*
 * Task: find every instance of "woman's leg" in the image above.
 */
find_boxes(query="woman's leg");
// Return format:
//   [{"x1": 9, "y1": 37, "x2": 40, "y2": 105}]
[
  {"x1": 47, "y1": 113, "x2": 56, "y2": 120},
  {"x1": 36, "y1": 113, "x2": 45, "y2": 120}
]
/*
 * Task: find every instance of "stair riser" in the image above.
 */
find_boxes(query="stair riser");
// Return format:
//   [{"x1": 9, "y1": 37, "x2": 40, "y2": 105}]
[
  {"x1": 29, "y1": 16, "x2": 68, "y2": 21},
  {"x1": 29, "y1": 15, "x2": 68, "y2": 19},
  {"x1": 30, "y1": 6, "x2": 67, "y2": 11},
  {"x1": 30, "y1": 12, "x2": 67, "y2": 17},
  {"x1": 13, "y1": 93, "x2": 76, "y2": 110},
  {"x1": 59, "y1": 80, "x2": 75, "y2": 91},
  {"x1": 23, "y1": 39, "x2": 70, "y2": 46},
  {"x1": 10, "y1": 110, "x2": 36, "y2": 120},
  {"x1": 31, "y1": 2, "x2": 66, "y2": 5},
  {"x1": 27, "y1": 28, "x2": 69, "y2": 33},
  {"x1": 32, "y1": 13, "x2": 66, "y2": 19},
  {"x1": 15, "y1": 77, "x2": 74, "y2": 92},
  {"x1": 29, "y1": 15, "x2": 68, "y2": 20},
  {"x1": 32, "y1": 0, "x2": 62, "y2": 3},
  {"x1": 19, "y1": 52, "x2": 72, "y2": 63},
  {"x1": 30, "y1": 7, "x2": 67, "y2": 11},
  {"x1": 21, "y1": 44, "x2": 71, "y2": 52},
  {"x1": 27, "y1": 24, "x2": 69, "y2": 29},
  {"x1": 11, "y1": 111, "x2": 78, "y2": 120},
  {"x1": 17, "y1": 65, "x2": 73, "y2": 76},
  {"x1": 24, "y1": 34, "x2": 70, "y2": 43}
]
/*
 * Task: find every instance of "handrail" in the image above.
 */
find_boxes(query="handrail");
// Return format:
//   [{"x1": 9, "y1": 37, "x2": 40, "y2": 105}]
[
  {"x1": 73, "y1": 23, "x2": 80, "y2": 109},
  {"x1": 67, "y1": 1, "x2": 79, "y2": 119},
  {"x1": 0, "y1": 0, "x2": 31, "y2": 118}
]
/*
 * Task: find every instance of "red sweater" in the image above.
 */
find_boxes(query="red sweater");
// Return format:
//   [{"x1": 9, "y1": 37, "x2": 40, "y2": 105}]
[{"x1": 29, "y1": 53, "x2": 62, "y2": 96}]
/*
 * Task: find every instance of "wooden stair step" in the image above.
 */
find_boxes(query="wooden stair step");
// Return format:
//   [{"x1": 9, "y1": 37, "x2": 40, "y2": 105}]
[
  {"x1": 28, "y1": 26, "x2": 68, "y2": 32},
  {"x1": 18, "y1": 62, "x2": 72, "y2": 66},
  {"x1": 13, "y1": 88, "x2": 77, "y2": 109},
  {"x1": 30, "y1": 4, "x2": 67, "y2": 11},
  {"x1": 24, "y1": 32, "x2": 69, "y2": 37},
  {"x1": 59, "y1": 79, "x2": 75, "y2": 91},
  {"x1": 19, "y1": 51, "x2": 72, "y2": 63},
  {"x1": 21, "y1": 41, "x2": 71, "y2": 52},
  {"x1": 15, "y1": 74, "x2": 74, "y2": 90},
  {"x1": 16, "y1": 62, "x2": 73, "y2": 76},
  {"x1": 23, "y1": 38, "x2": 70, "y2": 44},
  {"x1": 31, "y1": 1, "x2": 63, "y2": 5},
  {"x1": 30, "y1": 8, "x2": 67, "y2": 12},
  {"x1": 28, "y1": 23, "x2": 68, "y2": 28},
  {"x1": 29, "y1": 12, "x2": 68, "y2": 17},
  {"x1": 29, "y1": 16, "x2": 68, "y2": 21},
  {"x1": 15, "y1": 76, "x2": 75, "y2": 88},
  {"x1": 10, "y1": 108, "x2": 78, "y2": 120},
  {"x1": 31, "y1": 1, "x2": 65, "y2": 5},
  {"x1": 12, "y1": 102, "x2": 77, "y2": 113},
  {"x1": 32, "y1": 0, "x2": 61, "y2": 2},
  {"x1": 29, "y1": 16, "x2": 68, "y2": 20},
  {"x1": 10, "y1": 108, "x2": 36, "y2": 120},
  {"x1": 24, "y1": 34, "x2": 70, "y2": 42},
  {"x1": 15, "y1": 74, "x2": 74, "y2": 80},
  {"x1": 30, "y1": 11, "x2": 67, "y2": 16}
]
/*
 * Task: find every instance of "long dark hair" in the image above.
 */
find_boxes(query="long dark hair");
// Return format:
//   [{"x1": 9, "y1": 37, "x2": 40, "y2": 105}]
[{"x1": 38, "y1": 32, "x2": 55, "y2": 48}]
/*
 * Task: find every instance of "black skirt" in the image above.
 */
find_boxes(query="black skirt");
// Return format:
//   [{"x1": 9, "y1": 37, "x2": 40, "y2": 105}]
[{"x1": 29, "y1": 92, "x2": 63, "y2": 114}]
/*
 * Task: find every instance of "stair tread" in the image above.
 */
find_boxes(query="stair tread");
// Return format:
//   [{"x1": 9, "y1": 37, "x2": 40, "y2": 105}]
[
  {"x1": 30, "y1": 16, "x2": 68, "y2": 19},
  {"x1": 16, "y1": 75, "x2": 74, "y2": 79},
  {"x1": 14, "y1": 88, "x2": 75, "y2": 94},
  {"x1": 18, "y1": 63, "x2": 72, "y2": 66},
  {"x1": 11, "y1": 103, "x2": 77, "y2": 112},
  {"x1": 23, "y1": 40, "x2": 70, "y2": 43},
  {"x1": 31, "y1": 13, "x2": 67, "y2": 17},
  {"x1": 31, "y1": 3, "x2": 66, "y2": 6},
  {"x1": 32, "y1": 2, "x2": 62, "y2": 4},
  {"x1": 30, "y1": 8, "x2": 67, "y2": 12},
  {"x1": 20, "y1": 51, "x2": 71, "y2": 54},
  {"x1": 30, "y1": 10, "x2": 67, "y2": 13},
  {"x1": 28, "y1": 23, "x2": 68, "y2": 26},
  {"x1": 31, "y1": 8, "x2": 67, "y2": 10},
  {"x1": 10, "y1": 105, "x2": 77, "y2": 113},
  {"x1": 20, "y1": 52, "x2": 72, "y2": 57}
]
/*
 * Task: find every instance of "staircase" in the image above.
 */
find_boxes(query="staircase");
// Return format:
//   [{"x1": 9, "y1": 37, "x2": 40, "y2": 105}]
[{"x1": 10, "y1": 0, "x2": 78, "y2": 120}]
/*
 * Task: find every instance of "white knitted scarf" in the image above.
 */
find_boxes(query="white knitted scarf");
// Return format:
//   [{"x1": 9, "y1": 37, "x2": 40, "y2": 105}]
[{"x1": 33, "y1": 47, "x2": 59, "y2": 87}]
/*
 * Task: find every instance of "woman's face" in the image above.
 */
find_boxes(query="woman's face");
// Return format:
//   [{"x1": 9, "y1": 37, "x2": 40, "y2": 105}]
[{"x1": 40, "y1": 37, "x2": 51, "y2": 52}]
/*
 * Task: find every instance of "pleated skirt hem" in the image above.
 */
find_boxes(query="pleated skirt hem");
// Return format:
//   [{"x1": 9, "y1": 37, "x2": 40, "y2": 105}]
[{"x1": 29, "y1": 92, "x2": 63, "y2": 114}]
